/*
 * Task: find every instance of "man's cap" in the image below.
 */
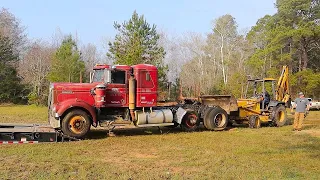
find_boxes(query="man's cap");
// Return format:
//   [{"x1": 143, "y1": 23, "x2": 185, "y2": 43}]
[{"x1": 298, "y1": 92, "x2": 304, "y2": 95}]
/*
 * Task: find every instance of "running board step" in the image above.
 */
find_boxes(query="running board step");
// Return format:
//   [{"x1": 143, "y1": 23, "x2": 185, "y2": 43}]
[{"x1": 136, "y1": 123, "x2": 174, "y2": 127}]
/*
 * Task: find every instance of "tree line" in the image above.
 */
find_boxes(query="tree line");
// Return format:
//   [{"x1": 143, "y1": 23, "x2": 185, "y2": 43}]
[
  {"x1": 0, "y1": 0, "x2": 319, "y2": 105},
  {"x1": 173, "y1": 0, "x2": 320, "y2": 99}
]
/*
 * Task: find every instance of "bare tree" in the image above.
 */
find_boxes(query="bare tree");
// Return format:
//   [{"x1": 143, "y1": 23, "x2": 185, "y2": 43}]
[
  {"x1": 19, "y1": 41, "x2": 55, "y2": 104},
  {"x1": 81, "y1": 43, "x2": 100, "y2": 75},
  {"x1": 0, "y1": 8, "x2": 27, "y2": 57},
  {"x1": 211, "y1": 14, "x2": 238, "y2": 85},
  {"x1": 51, "y1": 27, "x2": 65, "y2": 48},
  {"x1": 158, "y1": 30, "x2": 183, "y2": 83},
  {"x1": 178, "y1": 33, "x2": 207, "y2": 95}
]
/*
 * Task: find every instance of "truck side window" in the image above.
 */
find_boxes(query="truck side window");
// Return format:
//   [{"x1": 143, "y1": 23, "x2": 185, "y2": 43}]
[
  {"x1": 111, "y1": 70, "x2": 126, "y2": 84},
  {"x1": 146, "y1": 73, "x2": 150, "y2": 81},
  {"x1": 140, "y1": 70, "x2": 153, "y2": 88}
]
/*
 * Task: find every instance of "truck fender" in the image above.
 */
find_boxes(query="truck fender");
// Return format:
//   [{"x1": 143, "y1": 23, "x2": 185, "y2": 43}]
[
  {"x1": 56, "y1": 99, "x2": 97, "y2": 127},
  {"x1": 174, "y1": 107, "x2": 187, "y2": 124}
]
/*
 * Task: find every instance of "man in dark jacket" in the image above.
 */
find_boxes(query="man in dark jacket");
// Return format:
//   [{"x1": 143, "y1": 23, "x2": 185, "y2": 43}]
[{"x1": 259, "y1": 91, "x2": 270, "y2": 109}]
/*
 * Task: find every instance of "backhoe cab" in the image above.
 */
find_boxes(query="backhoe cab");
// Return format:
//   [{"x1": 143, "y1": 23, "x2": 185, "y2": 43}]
[{"x1": 245, "y1": 78, "x2": 278, "y2": 111}]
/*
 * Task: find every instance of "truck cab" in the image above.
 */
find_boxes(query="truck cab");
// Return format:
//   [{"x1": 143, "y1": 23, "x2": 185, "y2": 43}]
[{"x1": 48, "y1": 64, "x2": 163, "y2": 138}]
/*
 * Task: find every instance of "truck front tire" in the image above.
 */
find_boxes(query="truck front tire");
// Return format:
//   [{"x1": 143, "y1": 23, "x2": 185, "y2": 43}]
[{"x1": 61, "y1": 110, "x2": 91, "y2": 139}]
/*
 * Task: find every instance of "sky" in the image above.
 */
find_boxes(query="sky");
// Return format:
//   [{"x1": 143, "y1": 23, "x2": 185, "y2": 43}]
[{"x1": 1, "y1": 0, "x2": 277, "y2": 50}]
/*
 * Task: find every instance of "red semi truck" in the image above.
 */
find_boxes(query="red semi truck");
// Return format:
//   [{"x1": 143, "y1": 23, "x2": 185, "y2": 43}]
[{"x1": 48, "y1": 64, "x2": 236, "y2": 138}]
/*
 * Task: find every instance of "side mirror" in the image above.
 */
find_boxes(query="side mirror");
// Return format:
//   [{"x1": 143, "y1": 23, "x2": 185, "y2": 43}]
[{"x1": 89, "y1": 72, "x2": 94, "y2": 83}]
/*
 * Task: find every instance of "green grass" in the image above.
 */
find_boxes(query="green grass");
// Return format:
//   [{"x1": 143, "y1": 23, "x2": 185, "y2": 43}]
[
  {"x1": 0, "y1": 105, "x2": 319, "y2": 179},
  {"x1": 0, "y1": 105, "x2": 47, "y2": 123}
]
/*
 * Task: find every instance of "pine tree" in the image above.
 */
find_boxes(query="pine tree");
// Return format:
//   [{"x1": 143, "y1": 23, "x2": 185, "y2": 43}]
[
  {"x1": 0, "y1": 35, "x2": 26, "y2": 103},
  {"x1": 48, "y1": 35, "x2": 85, "y2": 83},
  {"x1": 107, "y1": 11, "x2": 165, "y2": 66},
  {"x1": 107, "y1": 11, "x2": 168, "y2": 98}
]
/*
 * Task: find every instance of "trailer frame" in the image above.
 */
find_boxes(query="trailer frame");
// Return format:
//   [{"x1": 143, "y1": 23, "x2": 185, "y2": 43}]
[{"x1": 0, "y1": 123, "x2": 80, "y2": 143}]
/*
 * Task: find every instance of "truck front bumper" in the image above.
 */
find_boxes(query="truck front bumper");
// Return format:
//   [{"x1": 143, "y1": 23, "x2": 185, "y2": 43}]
[{"x1": 49, "y1": 111, "x2": 61, "y2": 129}]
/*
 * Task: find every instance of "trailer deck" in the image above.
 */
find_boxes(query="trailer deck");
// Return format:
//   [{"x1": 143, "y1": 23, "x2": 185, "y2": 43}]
[{"x1": 0, "y1": 123, "x2": 79, "y2": 143}]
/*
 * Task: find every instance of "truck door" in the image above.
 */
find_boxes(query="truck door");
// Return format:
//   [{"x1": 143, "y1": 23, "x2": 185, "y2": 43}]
[
  {"x1": 136, "y1": 70, "x2": 157, "y2": 107},
  {"x1": 105, "y1": 70, "x2": 127, "y2": 107}
]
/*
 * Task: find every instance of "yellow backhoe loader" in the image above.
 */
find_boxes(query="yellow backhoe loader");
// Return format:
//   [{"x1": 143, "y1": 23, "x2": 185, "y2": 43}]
[{"x1": 230, "y1": 66, "x2": 290, "y2": 128}]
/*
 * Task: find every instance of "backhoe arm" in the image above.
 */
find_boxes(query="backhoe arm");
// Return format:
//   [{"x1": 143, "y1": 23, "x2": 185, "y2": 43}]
[{"x1": 276, "y1": 66, "x2": 290, "y2": 103}]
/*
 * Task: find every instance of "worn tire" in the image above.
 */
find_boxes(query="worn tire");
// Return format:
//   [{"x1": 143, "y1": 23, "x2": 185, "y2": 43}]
[
  {"x1": 180, "y1": 110, "x2": 200, "y2": 132},
  {"x1": 204, "y1": 107, "x2": 228, "y2": 131},
  {"x1": 248, "y1": 115, "x2": 261, "y2": 128},
  {"x1": 61, "y1": 110, "x2": 91, "y2": 139},
  {"x1": 272, "y1": 105, "x2": 287, "y2": 127}
]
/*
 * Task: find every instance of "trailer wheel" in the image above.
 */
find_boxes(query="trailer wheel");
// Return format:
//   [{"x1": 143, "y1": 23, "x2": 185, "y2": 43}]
[
  {"x1": 204, "y1": 107, "x2": 228, "y2": 131},
  {"x1": 248, "y1": 115, "x2": 260, "y2": 128},
  {"x1": 272, "y1": 105, "x2": 287, "y2": 127},
  {"x1": 180, "y1": 110, "x2": 200, "y2": 132},
  {"x1": 61, "y1": 110, "x2": 91, "y2": 139}
]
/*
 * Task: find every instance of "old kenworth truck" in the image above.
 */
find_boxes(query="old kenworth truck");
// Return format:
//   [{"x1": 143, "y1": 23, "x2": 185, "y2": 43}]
[{"x1": 47, "y1": 64, "x2": 240, "y2": 139}]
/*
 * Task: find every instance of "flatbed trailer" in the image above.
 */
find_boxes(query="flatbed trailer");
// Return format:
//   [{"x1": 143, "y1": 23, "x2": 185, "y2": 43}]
[{"x1": 0, "y1": 123, "x2": 79, "y2": 143}]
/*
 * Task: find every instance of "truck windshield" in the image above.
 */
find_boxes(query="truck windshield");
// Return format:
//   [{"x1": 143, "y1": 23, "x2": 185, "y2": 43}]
[{"x1": 92, "y1": 69, "x2": 110, "y2": 83}]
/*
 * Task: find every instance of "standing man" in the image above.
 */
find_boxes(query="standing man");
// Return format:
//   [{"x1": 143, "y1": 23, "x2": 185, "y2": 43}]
[{"x1": 292, "y1": 92, "x2": 310, "y2": 131}]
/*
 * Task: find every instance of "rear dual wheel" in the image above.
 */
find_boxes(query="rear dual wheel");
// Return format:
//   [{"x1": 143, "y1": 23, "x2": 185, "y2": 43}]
[
  {"x1": 180, "y1": 110, "x2": 200, "y2": 132},
  {"x1": 204, "y1": 107, "x2": 228, "y2": 131}
]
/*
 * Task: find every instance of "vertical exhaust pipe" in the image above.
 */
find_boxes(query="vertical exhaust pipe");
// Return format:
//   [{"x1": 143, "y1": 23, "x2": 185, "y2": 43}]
[
  {"x1": 179, "y1": 79, "x2": 184, "y2": 101},
  {"x1": 129, "y1": 69, "x2": 136, "y2": 122}
]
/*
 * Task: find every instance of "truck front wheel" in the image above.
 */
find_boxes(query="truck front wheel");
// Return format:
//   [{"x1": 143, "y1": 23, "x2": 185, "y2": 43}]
[{"x1": 61, "y1": 110, "x2": 91, "y2": 139}]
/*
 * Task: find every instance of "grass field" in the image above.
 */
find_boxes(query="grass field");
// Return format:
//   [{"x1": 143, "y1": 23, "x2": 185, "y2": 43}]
[{"x1": 0, "y1": 105, "x2": 319, "y2": 179}]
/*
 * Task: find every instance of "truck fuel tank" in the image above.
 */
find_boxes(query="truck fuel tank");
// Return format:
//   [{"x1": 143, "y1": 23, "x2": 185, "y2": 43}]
[{"x1": 135, "y1": 109, "x2": 173, "y2": 125}]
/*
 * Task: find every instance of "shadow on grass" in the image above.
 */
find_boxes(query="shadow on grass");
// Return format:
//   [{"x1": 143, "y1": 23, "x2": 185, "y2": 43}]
[
  {"x1": 85, "y1": 123, "x2": 249, "y2": 140},
  {"x1": 85, "y1": 125, "x2": 211, "y2": 140},
  {"x1": 84, "y1": 116, "x2": 298, "y2": 140},
  {"x1": 84, "y1": 121, "x2": 296, "y2": 140}
]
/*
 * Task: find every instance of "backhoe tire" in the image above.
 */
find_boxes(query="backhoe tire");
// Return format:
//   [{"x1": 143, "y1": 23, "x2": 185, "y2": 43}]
[
  {"x1": 61, "y1": 110, "x2": 91, "y2": 139},
  {"x1": 272, "y1": 105, "x2": 287, "y2": 127},
  {"x1": 180, "y1": 110, "x2": 200, "y2": 132},
  {"x1": 204, "y1": 107, "x2": 228, "y2": 131},
  {"x1": 248, "y1": 115, "x2": 261, "y2": 128}
]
